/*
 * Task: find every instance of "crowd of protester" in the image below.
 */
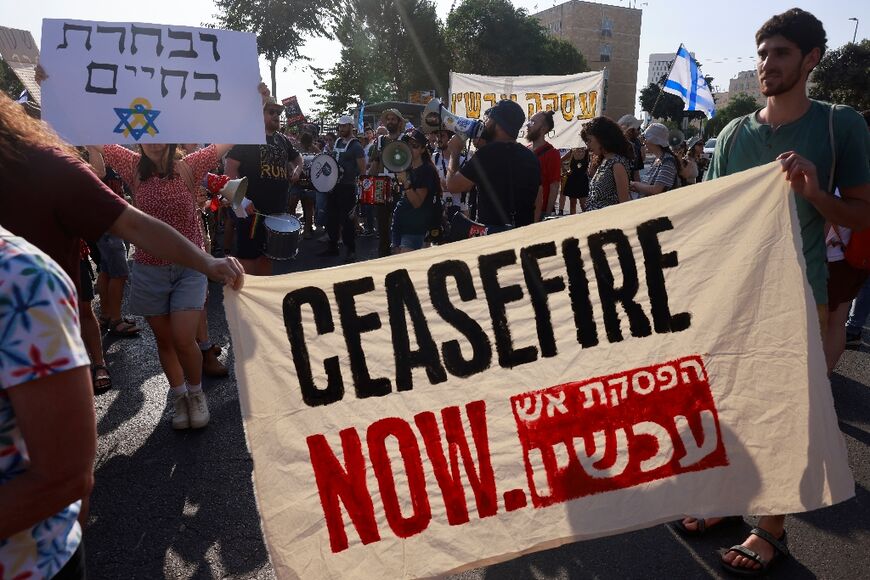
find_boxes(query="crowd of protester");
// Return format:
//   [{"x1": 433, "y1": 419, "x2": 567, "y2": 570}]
[{"x1": 1, "y1": 7, "x2": 869, "y2": 579}]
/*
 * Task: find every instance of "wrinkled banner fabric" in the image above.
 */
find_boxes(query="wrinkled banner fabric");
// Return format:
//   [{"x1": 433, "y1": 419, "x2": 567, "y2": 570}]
[
  {"x1": 448, "y1": 70, "x2": 604, "y2": 150},
  {"x1": 225, "y1": 163, "x2": 853, "y2": 579}
]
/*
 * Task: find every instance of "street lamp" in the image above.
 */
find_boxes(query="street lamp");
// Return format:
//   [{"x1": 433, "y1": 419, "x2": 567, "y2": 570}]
[{"x1": 849, "y1": 17, "x2": 859, "y2": 44}]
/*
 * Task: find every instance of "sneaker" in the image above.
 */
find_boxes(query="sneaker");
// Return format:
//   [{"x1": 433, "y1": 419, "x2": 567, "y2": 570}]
[
  {"x1": 845, "y1": 329, "x2": 863, "y2": 347},
  {"x1": 172, "y1": 394, "x2": 190, "y2": 430},
  {"x1": 187, "y1": 390, "x2": 210, "y2": 429}
]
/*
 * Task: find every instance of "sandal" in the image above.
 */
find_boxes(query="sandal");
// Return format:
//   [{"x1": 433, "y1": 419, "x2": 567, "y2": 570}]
[
  {"x1": 721, "y1": 527, "x2": 789, "y2": 577},
  {"x1": 92, "y1": 364, "x2": 113, "y2": 394},
  {"x1": 671, "y1": 515, "x2": 743, "y2": 537},
  {"x1": 100, "y1": 315, "x2": 137, "y2": 333},
  {"x1": 107, "y1": 318, "x2": 141, "y2": 338}
]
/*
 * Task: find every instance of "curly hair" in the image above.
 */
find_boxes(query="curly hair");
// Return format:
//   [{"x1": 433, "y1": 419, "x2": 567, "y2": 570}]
[
  {"x1": 580, "y1": 116, "x2": 634, "y2": 160},
  {"x1": 756, "y1": 8, "x2": 827, "y2": 59},
  {"x1": 0, "y1": 93, "x2": 76, "y2": 172},
  {"x1": 541, "y1": 110, "x2": 556, "y2": 132}
]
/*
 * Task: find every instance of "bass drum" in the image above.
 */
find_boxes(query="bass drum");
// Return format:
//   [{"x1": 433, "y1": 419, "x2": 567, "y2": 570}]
[
  {"x1": 309, "y1": 153, "x2": 342, "y2": 193},
  {"x1": 263, "y1": 213, "x2": 301, "y2": 260}
]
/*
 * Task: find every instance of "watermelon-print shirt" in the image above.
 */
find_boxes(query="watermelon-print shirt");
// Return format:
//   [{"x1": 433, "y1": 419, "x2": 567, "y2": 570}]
[
  {"x1": 102, "y1": 145, "x2": 218, "y2": 266},
  {"x1": 0, "y1": 228, "x2": 90, "y2": 579}
]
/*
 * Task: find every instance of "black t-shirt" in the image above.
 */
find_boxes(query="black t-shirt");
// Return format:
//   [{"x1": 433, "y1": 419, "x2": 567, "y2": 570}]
[
  {"x1": 459, "y1": 141, "x2": 539, "y2": 227},
  {"x1": 227, "y1": 133, "x2": 300, "y2": 215},
  {"x1": 632, "y1": 138, "x2": 644, "y2": 174},
  {"x1": 334, "y1": 137, "x2": 365, "y2": 185},
  {"x1": 394, "y1": 162, "x2": 438, "y2": 235}
]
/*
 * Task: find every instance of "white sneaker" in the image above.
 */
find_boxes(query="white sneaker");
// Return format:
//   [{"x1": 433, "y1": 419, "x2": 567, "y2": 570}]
[
  {"x1": 187, "y1": 390, "x2": 210, "y2": 429},
  {"x1": 171, "y1": 394, "x2": 190, "y2": 430}
]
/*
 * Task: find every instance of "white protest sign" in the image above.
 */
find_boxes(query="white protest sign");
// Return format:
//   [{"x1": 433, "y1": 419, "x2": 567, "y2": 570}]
[
  {"x1": 224, "y1": 163, "x2": 853, "y2": 579},
  {"x1": 39, "y1": 19, "x2": 264, "y2": 145},
  {"x1": 449, "y1": 70, "x2": 605, "y2": 149},
  {"x1": 0, "y1": 26, "x2": 41, "y2": 104}
]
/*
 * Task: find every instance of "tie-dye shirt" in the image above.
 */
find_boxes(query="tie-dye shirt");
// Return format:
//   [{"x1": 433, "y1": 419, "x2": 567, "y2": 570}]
[{"x1": 0, "y1": 228, "x2": 90, "y2": 579}]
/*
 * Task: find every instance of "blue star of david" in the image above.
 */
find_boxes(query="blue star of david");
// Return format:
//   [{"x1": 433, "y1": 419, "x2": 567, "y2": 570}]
[{"x1": 113, "y1": 103, "x2": 160, "y2": 141}]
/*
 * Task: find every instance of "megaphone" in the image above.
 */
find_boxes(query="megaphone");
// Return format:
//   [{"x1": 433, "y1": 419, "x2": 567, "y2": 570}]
[
  {"x1": 382, "y1": 141, "x2": 412, "y2": 173},
  {"x1": 668, "y1": 129, "x2": 686, "y2": 148},
  {"x1": 422, "y1": 98, "x2": 484, "y2": 140},
  {"x1": 204, "y1": 173, "x2": 248, "y2": 207}
]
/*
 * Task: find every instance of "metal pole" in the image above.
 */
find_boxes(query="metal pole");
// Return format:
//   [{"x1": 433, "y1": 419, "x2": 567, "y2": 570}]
[{"x1": 849, "y1": 18, "x2": 859, "y2": 43}]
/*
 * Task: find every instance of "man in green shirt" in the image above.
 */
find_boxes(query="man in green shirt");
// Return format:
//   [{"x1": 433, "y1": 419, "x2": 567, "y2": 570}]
[{"x1": 684, "y1": 8, "x2": 870, "y2": 576}]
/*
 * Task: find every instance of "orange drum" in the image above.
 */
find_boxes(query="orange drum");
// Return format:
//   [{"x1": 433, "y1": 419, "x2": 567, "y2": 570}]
[{"x1": 358, "y1": 175, "x2": 392, "y2": 205}]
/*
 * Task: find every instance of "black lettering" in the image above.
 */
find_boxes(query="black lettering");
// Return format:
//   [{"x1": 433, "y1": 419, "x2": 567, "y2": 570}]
[
  {"x1": 562, "y1": 237, "x2": 599, "y2": 348},
  {"x1": 283, "y1": 287, "x2": 344, "y2": 406},
  {"x1": 428, "y1": 260, "x2": 493, "y2": 377},
  {"x1": 520, "y1": 242, "x2": 565, "y2": 358},
  {"x1": 385, "y1": 269, "x2": 447, "y2": 391},
  {"x1": 479, "y1": 250, "x2": 537, "y2": 369},
  {"x1": 334, "y1": 278, "x2": 392, "y2": 398},
  {"x1": 637, "y1": 217, "x2": 691, "y2": 333},
  {"x1": 588, "y1": 229, "x2": 652, "y2": 342}
]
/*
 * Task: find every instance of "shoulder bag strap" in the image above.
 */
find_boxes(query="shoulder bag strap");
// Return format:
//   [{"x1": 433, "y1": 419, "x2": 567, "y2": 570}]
[
  {"x1": 175, "y1": 158, "x2": 198, "y2": 198},
  {"x1": 725, "y1": 111, "x2": 756, "y2": 172},
  {"x1": 828, "y1": 104, "x2": 837, "y2": 193}
]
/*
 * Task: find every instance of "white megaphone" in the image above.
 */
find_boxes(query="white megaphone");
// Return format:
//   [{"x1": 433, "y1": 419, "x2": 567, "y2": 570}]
[{"x1": 422, "y1": 98, "x2": 484, "y2": 140}]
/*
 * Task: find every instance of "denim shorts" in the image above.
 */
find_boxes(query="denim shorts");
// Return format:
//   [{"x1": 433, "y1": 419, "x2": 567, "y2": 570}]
[
  {"x1": 391, "y1": 232, "x2": 426, "y2": 250},
  {"x1": 130, "y1": 262, "x2": 207, "y2": 317},
  {"x1": 96, "y1": 233, "x2": 129, "y2": 278}
]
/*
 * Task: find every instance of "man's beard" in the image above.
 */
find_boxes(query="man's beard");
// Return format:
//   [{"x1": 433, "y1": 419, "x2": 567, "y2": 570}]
[
  {"x1": 386, "y1": 122, "x2": 399, "y2": 134},
  {"x1": 760, "y1": 65, "x2": 802, "y2": 97},
  {"x1": 526, "y1": 127, "x2": 542, "y2": 142},
  {"x1": 480, "y1": 124, "x2": 497, "y2": 142}
]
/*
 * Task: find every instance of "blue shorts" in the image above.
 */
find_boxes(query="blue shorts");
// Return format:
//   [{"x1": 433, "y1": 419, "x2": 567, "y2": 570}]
[
  {"x1": 130, "y1": 262, "x2": 207, "y2": 317},
  {"x1": 391, "y1": 232, "x2": 425, "y2": 250},
  {"x1": 96, "y1": 233, "x2": 129, "y2": 278}
]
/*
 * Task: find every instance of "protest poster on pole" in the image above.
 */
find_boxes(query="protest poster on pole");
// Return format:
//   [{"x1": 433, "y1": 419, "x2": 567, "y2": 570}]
[
  {"x1": 0, "y1": 26, "x2": 41, "y2": 104},
  {"x1": 449, "y1": 70, "x2": 605, "y2": 150},
  {"x1": 39, "y1": 19, "x2": 264, "y2": 145},
  {"x1": 224, "y1": 163, "x2": 853, "y2": 579},
  {"x1": 281, "y1": 95, "x2": 306, "y2": 126}
]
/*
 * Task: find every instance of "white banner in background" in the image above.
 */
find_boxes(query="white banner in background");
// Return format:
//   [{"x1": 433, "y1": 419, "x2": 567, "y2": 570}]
[
  {"x1": 449, "y1": 70, "x2": 605, "y2": 149},
  {"x1": 39, "y1": 19, "x2": 264, "y2": 145},
  {"x1": 225, "y1": 163, "x2": 853, "y2": 579}
]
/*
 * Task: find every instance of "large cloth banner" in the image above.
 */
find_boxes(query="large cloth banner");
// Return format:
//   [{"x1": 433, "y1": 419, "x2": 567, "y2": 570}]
[
  {"x1": 225, "y1": 163, "x2": 853, "y2": 579},
  {"x1": 448, "y1": 70, "x2": 604, "y2": 150},
  {"x1": 39, "y1": 19, "x2": 264, "y2": 145},
  {"x1": 0, "y1": 26, "x2": 41, "y2": 104}
]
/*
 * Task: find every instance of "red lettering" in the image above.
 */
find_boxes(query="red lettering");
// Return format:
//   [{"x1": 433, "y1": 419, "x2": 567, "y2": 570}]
[
  {"x1": 367, "y1": 418, "x2": 432, "y2": 538},
  {"x1": 415, "y1": 401, "x2": 497, "y2": 525},
  {"x1": 307, "y1": 429, "x2": 380, "y2": 553}
]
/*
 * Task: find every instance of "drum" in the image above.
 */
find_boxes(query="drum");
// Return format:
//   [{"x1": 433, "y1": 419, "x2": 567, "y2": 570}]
[
  {"x1": 263, "y1": 213, "x2": 301, "y2": 260},
  {"x1": 309, "y1": 153, "x2": 341, "y2": 193},
  {"x1": 298, "y1": 154, "x2": 317, "y2": 189},
  {"x1": 358, "y1": 175, "x2": 392, "y2": 205}
]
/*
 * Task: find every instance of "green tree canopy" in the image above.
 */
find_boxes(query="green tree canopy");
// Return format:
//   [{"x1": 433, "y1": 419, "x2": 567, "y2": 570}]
[
  {"x1": 809, "y1": 39, "x2": 870, "y2": 111},
  {"x1": 445, "y1": 0, "x2": 587, "y2": 76},
  {"x1": 212, "y1": 0, "x2": 341, "y2": 98},
  {"x1": 312, "y1": 0, "x2": 450, "y2": 116},
  {"x1": 704, "y1": 92, "x2": 759, "y2": 137}
]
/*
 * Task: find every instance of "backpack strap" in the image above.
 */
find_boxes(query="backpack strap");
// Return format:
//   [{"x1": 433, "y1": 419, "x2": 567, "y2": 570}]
[
  {"x1": 828, "y1": 104, "x2": 837, "y2": 193},
  {"x1": 175, "y1": 158, "x2": 198, "y2": 198}
]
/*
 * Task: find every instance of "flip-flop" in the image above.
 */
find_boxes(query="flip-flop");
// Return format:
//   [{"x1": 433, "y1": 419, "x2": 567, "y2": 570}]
[
  {"x1": 107, "y1": 319, "x2": 141, "y2": 338},
  {"x1": 92, "y1": 364, "x2": 113, "y2": 394},
  {"x1": 671, "y1": 515, "x2": 743, "y2": 536},
  {"x1": 720, "y1": 527, "x2": 789, "y2": 577}
]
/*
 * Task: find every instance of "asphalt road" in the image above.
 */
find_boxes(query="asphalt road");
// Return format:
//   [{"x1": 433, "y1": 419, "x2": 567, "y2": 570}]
[{"x1": 85, "y1": 225, "x2": 870, "y2": 580}]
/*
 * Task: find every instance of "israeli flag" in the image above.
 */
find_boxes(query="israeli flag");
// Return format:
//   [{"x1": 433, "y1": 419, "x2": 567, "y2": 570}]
[
  {"x1": 357, "y1": 102, "x2": 366, "y2": 133},
  {"x1": 663, "y1": 45, "x2": 716, "y2": 119}
]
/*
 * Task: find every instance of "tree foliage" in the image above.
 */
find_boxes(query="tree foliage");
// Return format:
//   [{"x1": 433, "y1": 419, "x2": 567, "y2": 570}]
[
  {"x1": 445, "y1": 0, "x2": 587, "y2": 76},
  {"x1": 704, "y1": 92, "x2": 759, "y2": 137},
  {"x1": 212, "y1": 0, "x2": 341, "y2": 98},
  {"x1": 809, "y1": 39, "x2": 870, "y2": 111},
  {"x1": 0, "y1": 59, "x2": 25, "y2": 100},
  {"x1": 312, "y1": 0, "x2": 450, "y2": 116}
]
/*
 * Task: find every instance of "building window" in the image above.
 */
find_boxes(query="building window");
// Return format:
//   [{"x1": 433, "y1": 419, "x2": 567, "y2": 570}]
[
  {"x1": 599, "y1": 44, "x2": 612, "y2": 62},
  {"x1": 548, "y1": 20, "x2": 562, "y2": 34},
  {"x1": 601, "y1": 17, "x2": 613, "y2": 37}
]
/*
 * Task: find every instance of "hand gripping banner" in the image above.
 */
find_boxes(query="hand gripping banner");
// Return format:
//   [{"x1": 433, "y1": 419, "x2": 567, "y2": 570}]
[{"x1": 224, "y1": 163, "x2": 853, "y2": 579}]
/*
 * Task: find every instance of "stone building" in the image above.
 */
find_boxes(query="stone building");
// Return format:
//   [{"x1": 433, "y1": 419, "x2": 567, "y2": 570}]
[
  {"x1": 727, "y1": 70, "x2": 765, "y2": 106},
  {"x1": 534, "y1": 0, "x2": 642, "y2": 121}
]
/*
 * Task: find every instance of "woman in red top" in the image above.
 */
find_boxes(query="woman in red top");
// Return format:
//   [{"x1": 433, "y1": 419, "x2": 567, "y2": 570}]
[{"x1": 91, "y1": 142, "x2": 232, "y2": 430}]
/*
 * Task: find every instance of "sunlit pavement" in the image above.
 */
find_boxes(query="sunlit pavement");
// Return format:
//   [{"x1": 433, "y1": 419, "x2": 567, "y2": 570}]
[{"x1": 87, "y1": 226, "x2": 870, "y2": 579}]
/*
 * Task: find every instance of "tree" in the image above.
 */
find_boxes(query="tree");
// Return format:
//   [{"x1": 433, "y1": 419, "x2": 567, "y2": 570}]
[
  {"x1": 312, "y1": 0, "x2": 451, "y2": 116},
  {"x1": 445, "y1": 0, "x2": 587, "y2": 76},
  {"x1": 0, "y1": 59, "x2": 25, "y2": 100},
  {"x1": 212, "y1": 0, "x2": 341, "y2": 98},
  {"x1": 704, "y1": 92, "x2": 759, "y2": 137},
  {"x1": 809, "y1": 39, "x2": 870, "y2": 111}
]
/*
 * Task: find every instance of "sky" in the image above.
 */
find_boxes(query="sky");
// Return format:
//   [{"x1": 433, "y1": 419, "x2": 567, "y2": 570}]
[{"x1": 2, "y1": 0, "x2": 867, "y2": 117}]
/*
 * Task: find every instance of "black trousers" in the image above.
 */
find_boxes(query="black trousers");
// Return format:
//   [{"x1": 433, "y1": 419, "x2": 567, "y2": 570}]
[
  {"x1": 376, "y1": 201, "x2": 395, "y2": 257},
  {"x1": 326, "y1": 183, "x2": 357, "y2": 252}
]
